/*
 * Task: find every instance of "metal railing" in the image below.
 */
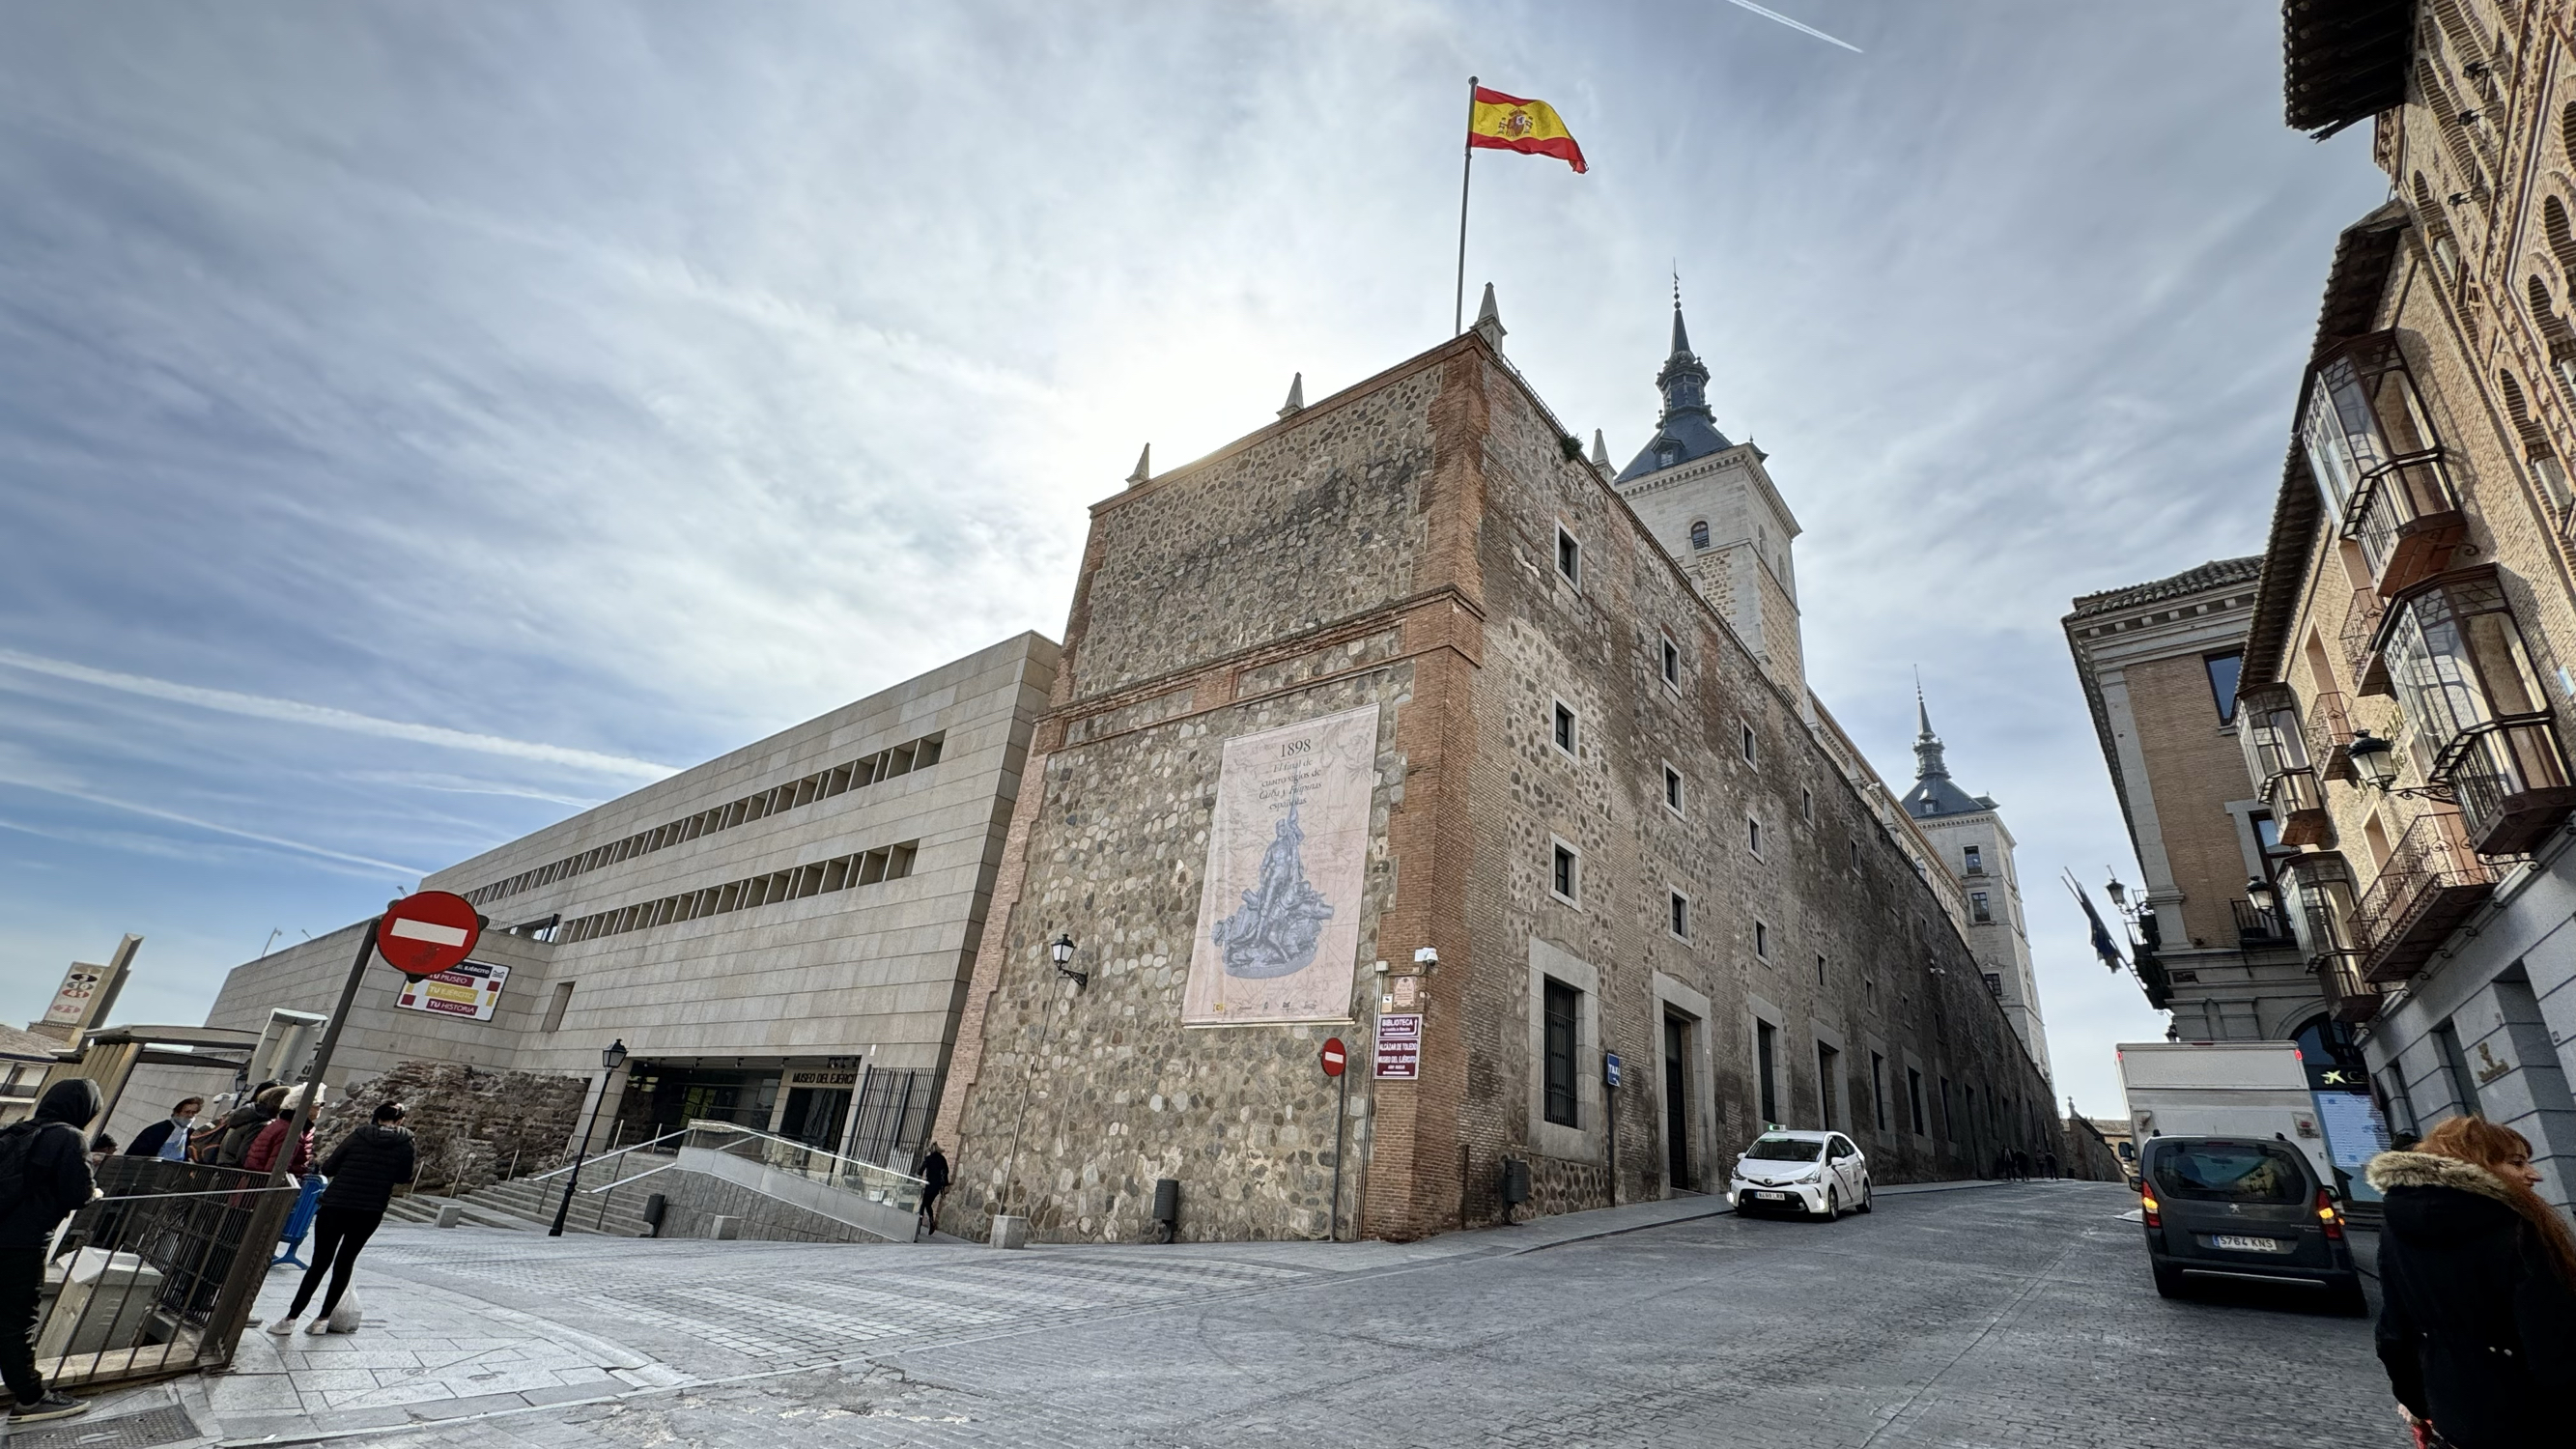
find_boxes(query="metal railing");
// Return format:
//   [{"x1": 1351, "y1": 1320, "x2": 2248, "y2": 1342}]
[
  {"x1": 521, "y1": 1124, "x2": 692, "y2": 1182},
  {"x1": 2307, "y1": 691, "x2": 2357, "y2": 781},
  {"x1": 35, "y1": 1157, "x2": 297, "y2": 1390},
  {"x1": 2230, "y1": 897, "x2": 2294, "y2": 946},
  {"x1": 682, "y1": 1119, "x2": 928, "y2": 1214},
  {"x1": 2443, "y1": 716, "x2": 2576, "y2": 854},
  {"x1": 2343, "y1": 589, "x2": 2389, "y2": 689},
  {"x1": 2312, "y1": 950, "x2": 2385, "y2": 1024},
  {"x1": 2356, "y1": 811, "x2": 2495, "y2": 979},
  {"x1": 2345, "y1": 448, "x2": 2465, "y2": 588}
]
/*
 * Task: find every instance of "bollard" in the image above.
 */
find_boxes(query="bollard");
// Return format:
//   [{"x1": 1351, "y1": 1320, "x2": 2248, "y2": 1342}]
[
  {"x1": 708, "y1": 1215, "x2": 741, "y2": 1240},
  {"x1": 989, "y1": 1214, "x2": 1030, "y2": 1249},
  {"x1": 1151, "y1": 1179, "x2": 1180, "y2": 1244},
  {"x1": 436, "y1": 1204, "x2": 465, "y2": 1230}
]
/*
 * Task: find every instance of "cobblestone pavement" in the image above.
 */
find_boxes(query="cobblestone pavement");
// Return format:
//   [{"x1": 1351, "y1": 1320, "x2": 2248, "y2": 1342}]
[{"x1": 76, "y1": 1180, "x2": 2403, "y2": 1449}]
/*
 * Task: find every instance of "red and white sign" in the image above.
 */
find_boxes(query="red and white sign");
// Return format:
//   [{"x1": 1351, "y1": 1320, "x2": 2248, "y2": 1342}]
[
  {"x1": 376, "y1": 891, "x2": 483, "y2": 978},
  {"x1": 1320, "y1": 1037, "x2": 1347, "y2": 1078},
  {"x1": 1373, "y1": 1013, "x2": 1421, "y2": 1080}
]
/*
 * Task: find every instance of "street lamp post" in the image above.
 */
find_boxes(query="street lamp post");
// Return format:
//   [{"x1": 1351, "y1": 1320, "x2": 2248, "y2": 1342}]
[{"x1": 549, "y1": 1038, "x2": 629, "y2": 1238}]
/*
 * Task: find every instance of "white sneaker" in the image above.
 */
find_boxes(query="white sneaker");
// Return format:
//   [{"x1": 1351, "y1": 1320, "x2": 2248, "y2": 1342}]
[
  {"x1": 264, "y1": 1317, "x2": 299, "y2": 1336},
  {"x1": 304, "y1": 1318, "x2": 330, "y2": 1336}
]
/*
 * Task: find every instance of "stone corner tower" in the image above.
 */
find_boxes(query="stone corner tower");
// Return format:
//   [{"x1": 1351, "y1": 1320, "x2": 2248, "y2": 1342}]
[
  {"x1": 1609, "y1": 298, "x2": 1808, "y2": 715},
  {"x1": 1899, "y1": 690, "x2": 2052, "y2": 1082}
]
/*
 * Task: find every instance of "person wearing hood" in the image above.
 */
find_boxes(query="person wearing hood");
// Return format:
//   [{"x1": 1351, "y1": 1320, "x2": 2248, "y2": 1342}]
[
  {"x1": 2367, "y1": 1115, "x2": 2576, "y2": 1447},
  {"x1": 267, "y1": 1101, "x2": 413, "y2": 1337},
  {"x1": 1, "y1": 1078, "x2": 102, "y2": 1423},
  {"x1": 212, "y1": 1084, "x2": 282, "y2": 1168}
]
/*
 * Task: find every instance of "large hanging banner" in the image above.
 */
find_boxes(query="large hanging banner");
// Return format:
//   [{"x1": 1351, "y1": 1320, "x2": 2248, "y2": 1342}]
[{"x1": 1182, "y1": 704, "x2": 1380, "y2": 1026}]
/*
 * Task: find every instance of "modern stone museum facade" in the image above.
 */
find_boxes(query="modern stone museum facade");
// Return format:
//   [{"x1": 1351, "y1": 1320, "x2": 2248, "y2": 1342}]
[
  {"x1": 931, "y1": 304, "x2": 2058, "y2": 1244},
  {"x1": 160, "y1": 634, "x2": 1056, "y2": 1169}
]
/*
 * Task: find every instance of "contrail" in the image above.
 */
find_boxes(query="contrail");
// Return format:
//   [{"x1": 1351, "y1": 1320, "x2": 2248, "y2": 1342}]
[
  {"x1": 1720, "y1": 0, "x2": 1862, "y2": 53},
  {"x1": 0, "y1": 647, "x2": 675, "y2": 780},
  {"x1": 0, "y1": 779, "x2": 434, "y2": 879}
]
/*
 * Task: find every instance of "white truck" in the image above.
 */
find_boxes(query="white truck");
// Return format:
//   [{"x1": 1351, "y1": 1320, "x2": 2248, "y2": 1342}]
[{"x1": 2116, "y1": 1041, "x2": 2339, "y2": 1194}]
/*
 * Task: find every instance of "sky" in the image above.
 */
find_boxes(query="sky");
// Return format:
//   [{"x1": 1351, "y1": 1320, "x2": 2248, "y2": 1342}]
[{"x1": 0, "y1": 4, "x2": 2391, "y2": 1118}]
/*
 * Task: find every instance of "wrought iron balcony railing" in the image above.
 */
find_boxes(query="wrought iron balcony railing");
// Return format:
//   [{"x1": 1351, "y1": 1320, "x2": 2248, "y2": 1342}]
[
  {"x1": 2231, "y1": 897, "x2": 2295, "y2": 947},
  {"x1": 2345, "y1": 448, "x2": 2469, "y2": 596},
  {"x1": 2307, "y1": 691, "x2": 2357, "y2": 782},
  {"x1": 2440, "y1": 715, "x2": 2576, "y2": 856},
  {"x1": 2343, "y1": 589, "x2": 2391, "y2": 695},
  {"x1": 2356, "y1": 811, "x2": 2496, "y2": 982},
  {"x1": 2261, "y1": 766, "x2": 2333, "y2": 846},
  {"x1": 2312, "y1": 950, "x2": 2385, "y2": 1024}
]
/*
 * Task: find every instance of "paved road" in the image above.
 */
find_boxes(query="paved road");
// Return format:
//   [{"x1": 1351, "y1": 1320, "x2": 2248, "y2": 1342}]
[{"x1": 156, "y1": 1179, "x2": 2402, "y2": 1449}]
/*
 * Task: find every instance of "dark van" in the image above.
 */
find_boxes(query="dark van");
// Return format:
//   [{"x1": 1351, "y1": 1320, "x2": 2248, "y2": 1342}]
[{"x1": 2137, "y1": 1136, "x2": 2366, "y2": 1314}]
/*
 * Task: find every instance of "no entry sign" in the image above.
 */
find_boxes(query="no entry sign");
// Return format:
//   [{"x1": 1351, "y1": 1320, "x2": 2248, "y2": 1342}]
[
  {"x1": 377, "y1": 891, "x2": 483, "y2": 978},
  {"x1": 1320, "y1": 1037, "x2": 1347, "y2": 1077}
]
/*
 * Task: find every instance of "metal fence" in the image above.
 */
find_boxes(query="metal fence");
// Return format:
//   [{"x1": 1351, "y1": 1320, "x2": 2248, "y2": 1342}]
[{"x1": 34, "y1": 1157, "x2": 297, "y2": 1390}]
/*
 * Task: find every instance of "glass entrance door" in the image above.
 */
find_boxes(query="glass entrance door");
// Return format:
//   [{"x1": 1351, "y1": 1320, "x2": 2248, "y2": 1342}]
[
  {"x1": 780, "y1": 1086, "x2": 853, "y2": 1151},
  {"x1": 1663, "y1": 1015, "x2": 1691, "y2": 1190}
]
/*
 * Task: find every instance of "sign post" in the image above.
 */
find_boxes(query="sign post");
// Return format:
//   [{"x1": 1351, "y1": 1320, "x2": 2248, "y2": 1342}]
[
  {"x1": 1321, "y1": 1037, "x2": 1348, "y2": 1241},
  {"x1": 1603, "y1": 1051, "x2": 1622, "y2": 1208}
]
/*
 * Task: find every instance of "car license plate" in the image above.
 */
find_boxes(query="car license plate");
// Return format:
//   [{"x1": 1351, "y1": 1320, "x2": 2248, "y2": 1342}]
[{"x1": 2212, "y1": 1234, "x2": 2287, "y2": 1253}]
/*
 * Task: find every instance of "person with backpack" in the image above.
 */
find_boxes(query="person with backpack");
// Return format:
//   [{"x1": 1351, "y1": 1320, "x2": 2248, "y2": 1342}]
[
  {"x1": 267, "y1": 1102, "x2": 413, "y2": 1337},
  {"x1": 213, "y1": 1084, "x2": 282, "y2": 1168},
  {"x1": 2, "y1": 1078, "x2": 103, "y2": 1424}
]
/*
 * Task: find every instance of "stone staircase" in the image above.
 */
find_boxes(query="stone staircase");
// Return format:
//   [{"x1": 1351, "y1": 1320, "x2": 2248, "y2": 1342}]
[{"x1": 382, "y1": 1153, "x2": 670, "y2": 1237}]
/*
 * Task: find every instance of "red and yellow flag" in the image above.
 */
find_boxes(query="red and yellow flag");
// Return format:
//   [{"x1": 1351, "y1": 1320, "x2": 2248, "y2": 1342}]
[{"x1": 1467, "y1": 87, "x2": 1586, "y2": 173}]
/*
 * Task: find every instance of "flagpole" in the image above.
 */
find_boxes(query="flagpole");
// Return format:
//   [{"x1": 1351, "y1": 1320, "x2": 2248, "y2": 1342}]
[{"x1": 1455, "y1": 74, "x2": 1478, "y2": 336}]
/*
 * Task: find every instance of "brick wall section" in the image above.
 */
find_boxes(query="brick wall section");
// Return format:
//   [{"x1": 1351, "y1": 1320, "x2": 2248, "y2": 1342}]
[
  {"x1": 2122, "y1": 652, "x2": 2256, "y2": 949},
  {"x1": 935, "y1": 333, "x2": 2054, "y2": 1245}
]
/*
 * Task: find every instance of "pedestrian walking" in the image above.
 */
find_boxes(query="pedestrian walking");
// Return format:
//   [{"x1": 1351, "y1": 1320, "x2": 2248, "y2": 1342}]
[
  {"x1": 2367, "y1": 1116, "x2": 2576, "y2": 1448},
  {"x1": 243, "y1": 1088, "x2": 318, "y2": 1179},
  {"x1": 268, "y1": 1102, "x2": 413, "y2": 1337},
  {"x1": 2012, "y1": 1148, "x2": 2030, "y2": 1181},
  {"x1": 1, "y1": 1079, "x2": 103, "y2": 1425},
  {"x1": 918, "y1": 1143, "x2": 949, "y2": 1236},
  {"x1": 125, "y1": 1099, "x2": 203, "y2": 1161},
  {"x1": 213, "y1": 1084, "x2": 283, "y2": 1167}
]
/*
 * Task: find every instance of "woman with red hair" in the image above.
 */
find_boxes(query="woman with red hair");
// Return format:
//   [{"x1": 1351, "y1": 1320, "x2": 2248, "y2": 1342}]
[{"x1": 2367, "y1": 1117, "x2": 2576, "y2": 1447}]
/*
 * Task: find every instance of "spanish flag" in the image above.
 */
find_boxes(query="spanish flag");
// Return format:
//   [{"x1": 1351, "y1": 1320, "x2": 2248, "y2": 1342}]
[{"x1": 1468, "y1": 87, "x2": 1587, "y2": 173}]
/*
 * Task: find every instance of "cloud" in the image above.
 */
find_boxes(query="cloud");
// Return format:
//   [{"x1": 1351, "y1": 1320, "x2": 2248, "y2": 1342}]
[{"x1": 0, "y1": 648, "x2": 675, "y2": 779}]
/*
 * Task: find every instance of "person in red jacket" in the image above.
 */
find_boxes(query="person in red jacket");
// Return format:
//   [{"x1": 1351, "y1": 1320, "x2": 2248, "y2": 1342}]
[{"x1": 242, "y1": 1088, "x2": 318, "y2": 1178}]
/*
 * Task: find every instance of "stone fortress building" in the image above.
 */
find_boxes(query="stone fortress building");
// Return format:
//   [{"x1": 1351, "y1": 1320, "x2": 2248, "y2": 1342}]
[
  {"x1": 930, "y1": 295, "x2": 2059, "y2": 1244},
  {"x1": 1899, "y1": 694, "x2": 2051, "y2": 1079}
]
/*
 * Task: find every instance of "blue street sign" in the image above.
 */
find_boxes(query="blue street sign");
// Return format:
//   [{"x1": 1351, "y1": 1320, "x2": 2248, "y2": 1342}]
[{"x1": 1603, "y1": 1052, "x2": 1622, "y2": 1089}]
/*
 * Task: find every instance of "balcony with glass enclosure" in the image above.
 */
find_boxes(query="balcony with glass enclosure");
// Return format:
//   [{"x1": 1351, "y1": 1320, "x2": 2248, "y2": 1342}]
[
  {"x1": 2355, "y1": 811, "x2": 2495, "y2": 982},
  {"x1": 2301, "y1": 333, "x2": 2468, "y2": 597},
  {"x1": 2382, "y1": 567, "x2": 2576, "y2": 856},
  {"x1": 2282, "y1": 854, "x2": 2381, "y2": 1023},
  {"x1": 2242, "y1": 684, "x2": 2332, "y2": 846}
]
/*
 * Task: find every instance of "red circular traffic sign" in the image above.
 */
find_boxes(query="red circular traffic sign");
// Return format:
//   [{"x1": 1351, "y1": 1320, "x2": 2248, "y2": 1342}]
[
  {"x1": 1320, "y1": 1037, "x2": 1347, "y2": 1078},
  {"x1": 377, "y1": 891, "x2": 483, "y2": 978}
]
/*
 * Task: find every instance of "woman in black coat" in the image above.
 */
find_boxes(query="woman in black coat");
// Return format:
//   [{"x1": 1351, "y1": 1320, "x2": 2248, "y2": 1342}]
[
  {"x1": 267, "y1": 1102, "x2": 414, "y2": 1337},
  {"x1": 2366, "y1": 1115, "x2": 2576, "y2": 1448}
]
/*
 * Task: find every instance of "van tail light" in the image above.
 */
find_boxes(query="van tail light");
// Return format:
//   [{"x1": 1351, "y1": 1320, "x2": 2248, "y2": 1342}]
[
  {"x1": 2139, "y1": 1184, "x2": 2162, "y2": 1229},
  {"x1": 2317, "y1": 1187, "x2": 2343, "y2": 1240}
]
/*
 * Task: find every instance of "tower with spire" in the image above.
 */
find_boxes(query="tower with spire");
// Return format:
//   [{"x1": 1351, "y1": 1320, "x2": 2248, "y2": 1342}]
[
  {"x1": 1900, "y1": 688, "x2": 2052, "y2": 1079},
  {"x1": 1609, "y1": 291, "x2": 1809, "y2": 718}
]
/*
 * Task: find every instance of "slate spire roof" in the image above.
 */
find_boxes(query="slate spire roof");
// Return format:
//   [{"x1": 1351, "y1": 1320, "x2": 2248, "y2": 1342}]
[
  {"x1": 1616, "y1": 294, "x2": 1735, "y2": 482},
  {"x1": 1900, "y1": 688, "x2": 1987, "y2": 819}
]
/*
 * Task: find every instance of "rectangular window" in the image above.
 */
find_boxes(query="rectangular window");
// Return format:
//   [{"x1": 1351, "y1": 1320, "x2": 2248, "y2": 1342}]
[
  {"x1": 1815, "y1": 953, "x2": 1826, "y2": 987},
  {"x1": 2433, "y1": 1019, "x2": 2482, "y2": 1117},
  {"x1": 1984, "y1": 972, "x2": 2004, "y2": 1001},
  {"x1": 1664, "y1": 764, "x2": 1685, "y2": 814},
  {"x1": 1817, "y1": 1042, "x2": 1840, "y2": 1129},
  {"x1": 1557, "y1": 526, "x2": 1581, "y2": 585},
  {"x1": 2205, "y1": 651, "x2": 2244, "y2": 724},
  {"x1": 1747, "y1": 817, "x2": 1763, "y2": 856},
  {"x1": 1963, "y1": 844, "x2": 1983, "y2": 875},
  {"x1": 1543, "y1": 978, "x2": 1580, "y2": 1127},
  {"x1": 1741, "y1": 724, "x2": 1758, "y2": 765},
  {"x1": 1552, "y1": 703, "x2": 1576, "y2": 756},
  {"x1": 1551, "y1": 842, "x2": 1579, "y2": 904},
  {"x1": 1669, "y1": 891, "x2": 1690, "y2": 940},
  {"x1": 1849, "y1": 838, "x2": 1860, "y2": 869},
  {"x1": 1800, "y1": 787, "x2": 1813, "y2": 822},
  {"x1": 542, "y1": 980, "x2": 575, "y2": 1033},
  {"x1": 1756, "y1": 1020, "x2": 1779, "y2": 1126},
  {"x1": 1871, "y1": 1052, "x2": 1888, "y2": 1129},
  {"x1": 1753, "y1": 920, "x2": 1769, "y2": 958},
  {"x1": 1908, "y1": 1067, "x2": 1927, "y2": 1135},
  {"x1": 1660, "y1": 636, "x2": 1681, "y2": 687},
  {"x1": 1969, "y1": 891, "x2": 1991, "y2": 923}
]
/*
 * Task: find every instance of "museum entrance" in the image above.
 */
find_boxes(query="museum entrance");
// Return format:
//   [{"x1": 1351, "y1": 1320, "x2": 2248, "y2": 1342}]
[{"x1": 778, "y1": 1066, "x2": 860, "y2": 1151}]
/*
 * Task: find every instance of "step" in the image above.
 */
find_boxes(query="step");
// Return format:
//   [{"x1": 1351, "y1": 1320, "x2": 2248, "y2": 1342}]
[
  {"x1": 463, "y1": 1179, "x2": 654, "y2": 1236},
  {"x1": 383, "y1": 1193, "x2": 538, "y2": 1231}
]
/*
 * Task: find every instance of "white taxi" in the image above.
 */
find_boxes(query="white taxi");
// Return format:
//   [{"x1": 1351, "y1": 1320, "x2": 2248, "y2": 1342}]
[{"x1": 1729, "y1": 1129, "x2": 1872, "y2": 1218}]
